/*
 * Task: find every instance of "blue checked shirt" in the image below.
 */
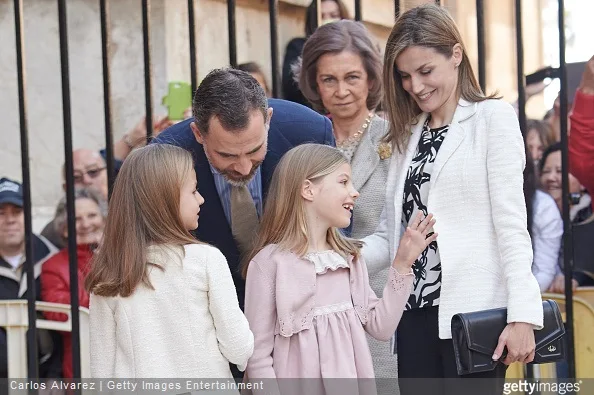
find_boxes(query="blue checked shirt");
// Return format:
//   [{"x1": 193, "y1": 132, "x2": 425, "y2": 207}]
[{"x1": 209, "y1": 165, "x2": 263, "y2": 226}]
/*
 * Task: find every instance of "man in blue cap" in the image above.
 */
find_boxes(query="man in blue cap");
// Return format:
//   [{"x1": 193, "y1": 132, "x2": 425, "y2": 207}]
[{"x1": 0, "y1": 177, "x2": 62, "y2": 378}]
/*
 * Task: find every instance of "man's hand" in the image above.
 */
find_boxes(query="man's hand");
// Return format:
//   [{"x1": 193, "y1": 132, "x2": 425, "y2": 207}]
[
  {"x1": 578, "y1": 55, "x2": 594, "y2": 95},
  {"x1": 492, "y1": 322, "x2": 536, "y2": 365}
]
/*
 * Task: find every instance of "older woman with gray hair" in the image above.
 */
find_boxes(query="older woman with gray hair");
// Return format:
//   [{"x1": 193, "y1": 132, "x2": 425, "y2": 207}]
[
  {"x1": 52, "y1": 187, "x2": 107, "y2": 246},
  {"x1": 41, "y1": 187, "x2": 107, "y2": 378},
  {"x1": 294, "y1": 19, "x2": 396, "y2": 387}
]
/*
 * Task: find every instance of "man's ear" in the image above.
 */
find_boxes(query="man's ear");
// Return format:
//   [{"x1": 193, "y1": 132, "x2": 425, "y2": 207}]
[
  {"x1": 301, "y1": 179, "x2": 315, "y2": 202},
  {"x1": 190, "y1": 122, "x2": 205, "y2": 144},
  {"x1": 266, "y1": 107, "x2": 274, "y2": 127}
]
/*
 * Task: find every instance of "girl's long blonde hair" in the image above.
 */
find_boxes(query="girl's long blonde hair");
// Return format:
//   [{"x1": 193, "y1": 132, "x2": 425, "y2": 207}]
[
  {"x1": 383, "y1": 4, "x2": 498, "y2": 153},
  {"x1": 241, "y1": 143, "x2": 361, "y2": 279},
  {"x1": 85, "y1": 144, "x2": 198, "y2": 297}
]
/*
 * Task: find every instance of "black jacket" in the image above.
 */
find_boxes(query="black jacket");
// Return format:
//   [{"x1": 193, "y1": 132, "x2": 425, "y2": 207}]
[{"x1": 0, "y1": 234, "x2": 62, "y2": 378}]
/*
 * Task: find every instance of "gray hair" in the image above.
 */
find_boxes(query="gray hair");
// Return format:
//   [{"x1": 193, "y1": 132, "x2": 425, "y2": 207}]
[{"x1": 53, "y1": 187, "x2": 108, "y2": 237}]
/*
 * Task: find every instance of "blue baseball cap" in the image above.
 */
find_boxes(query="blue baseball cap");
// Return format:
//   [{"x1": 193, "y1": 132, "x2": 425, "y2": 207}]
[{"x1": 0, "y1": 178, "x2": 24, "y2": 207}]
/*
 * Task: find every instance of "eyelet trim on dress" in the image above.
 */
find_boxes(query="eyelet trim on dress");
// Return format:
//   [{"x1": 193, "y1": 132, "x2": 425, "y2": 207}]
[
  {"x1": 390, "y1": 267, "x2": 413, "y2": 295},
  {"x1": 278, "y1": 310, "x2": 315, "y2": 338}
]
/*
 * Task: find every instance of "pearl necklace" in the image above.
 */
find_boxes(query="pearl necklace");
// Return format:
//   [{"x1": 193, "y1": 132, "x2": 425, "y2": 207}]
[{"x1": 335, "y1": 112, "x2": 374, "y2": 149}]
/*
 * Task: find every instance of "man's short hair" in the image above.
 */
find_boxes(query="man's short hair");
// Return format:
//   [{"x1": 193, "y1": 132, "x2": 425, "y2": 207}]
[{"x1": 192, "y1": 68, "x2": 268, "y2": 134}]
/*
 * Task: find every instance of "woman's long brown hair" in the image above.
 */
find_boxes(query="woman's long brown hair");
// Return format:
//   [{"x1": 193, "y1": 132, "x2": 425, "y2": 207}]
[
  {"x1": 85, "y1": 144, "x2": 198, "y2": 297},
  {"x1": 382, "y1": 4, "x2": 499, "y2": 153}
]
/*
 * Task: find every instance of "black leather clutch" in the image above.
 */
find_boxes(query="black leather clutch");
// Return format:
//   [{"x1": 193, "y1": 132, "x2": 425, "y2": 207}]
[{"x1": 451, "y1": 300, "x2": 566, "y2": 375}]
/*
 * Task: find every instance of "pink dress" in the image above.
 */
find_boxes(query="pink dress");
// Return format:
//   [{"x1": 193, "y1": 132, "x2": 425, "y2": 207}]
[
  {"x1": 245, "y1": 250, "x2": 413, "y2": 395},
  {"x1": 272, "y1": 251, "x2": 376, "y2": 379}
]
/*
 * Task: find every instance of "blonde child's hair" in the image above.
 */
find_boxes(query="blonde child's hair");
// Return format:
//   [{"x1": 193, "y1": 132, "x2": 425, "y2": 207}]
[
  {"x1": 242, "y1": 143, "x2": 362, "y2": 278},
  {"x1": 85, "y1": 144, "x2": 198, "y2": 297}
]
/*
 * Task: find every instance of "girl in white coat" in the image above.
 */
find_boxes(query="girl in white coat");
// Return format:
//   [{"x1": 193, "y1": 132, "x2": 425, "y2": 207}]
[
  {"x1": 363, "y1": 4, "x2": 543, "y2": 395},
  {"x1": 86, "y1": 144, "x2": 253, "y2": 379}
]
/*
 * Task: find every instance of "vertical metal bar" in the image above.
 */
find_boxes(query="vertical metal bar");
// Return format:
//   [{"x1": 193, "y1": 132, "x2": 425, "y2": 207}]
[
  {"x1": 57, "y1": 0, "x2": 82, "y2": 380},
  {"x1": 99, "y1": 0, "x2": 115, "y2": 200},
  {"x1": 476, "y1": 0, "x2": 486, "y2": 92},
  {"x1": 394, "y1": 0, "x2": 400, "y2": 20},
  {"x1": 227, "y1": 0, "x2": 237, "y2": 68},
  {"x1": 188, "y1": 0, "x2": 197, "y2": 94},
  {"x1": 141, "y1": 0, "x2": 154, "y2": 139},
  {"x1": 269, "y1": 0, "x2": 280, "y2": 98},
  {"x1": 354, "y1": 0, "x2": 362, "y2": 21},
  {"x1": 515, "y1": 0, "x2": 527, "y2": 136},
  {"x1": 14, "y1": 0, "x2": 38, "y2": 379},
  {"x1": 516, "y1": 2, "x2": 541, "y2": 382},
  {"x1": 312, "y1": 0, "x2": 319, "y2": 31},
  {"x1": 558, "y1": 0, "x2": 576, "y2": 379}
]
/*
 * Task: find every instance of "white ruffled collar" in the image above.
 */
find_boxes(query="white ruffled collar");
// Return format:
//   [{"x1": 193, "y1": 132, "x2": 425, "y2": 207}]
[{"x1": 303, "y1": 250, "x2": 350, "y2": 275}]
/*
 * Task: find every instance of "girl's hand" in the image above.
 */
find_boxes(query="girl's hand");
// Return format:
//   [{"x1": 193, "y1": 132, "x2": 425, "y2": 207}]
[{"x1": 392, "y1": 212, "x2": 438, "y2": 274}]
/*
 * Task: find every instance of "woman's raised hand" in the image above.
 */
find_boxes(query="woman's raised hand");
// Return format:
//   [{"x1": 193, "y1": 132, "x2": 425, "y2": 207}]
[{"x1": 392, "y1": 212, "x2": 438, "y2": 274}]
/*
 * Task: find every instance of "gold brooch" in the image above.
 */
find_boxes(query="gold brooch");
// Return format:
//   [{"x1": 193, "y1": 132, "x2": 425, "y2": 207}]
[{"x1": 378, "y1": 142, "x2": 392, "y2": 160}]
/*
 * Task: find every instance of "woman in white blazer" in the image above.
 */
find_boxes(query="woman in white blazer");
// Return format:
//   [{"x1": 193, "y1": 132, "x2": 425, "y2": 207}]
[{"x1": 362, "y1": 4, "x2": 543, "y2": 395}]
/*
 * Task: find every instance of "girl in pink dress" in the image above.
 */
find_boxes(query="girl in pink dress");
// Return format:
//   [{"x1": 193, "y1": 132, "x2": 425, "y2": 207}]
[{"x1": 242, "y1": 144, "x2": 437, "y2": 395}]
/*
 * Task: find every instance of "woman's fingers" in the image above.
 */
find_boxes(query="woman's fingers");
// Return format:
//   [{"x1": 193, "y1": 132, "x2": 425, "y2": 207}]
[{"x1": 522, "y1": 350, "x2": 536, "y2": 364}]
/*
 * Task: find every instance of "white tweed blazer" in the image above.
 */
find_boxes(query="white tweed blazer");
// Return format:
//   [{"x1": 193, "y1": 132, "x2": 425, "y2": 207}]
[
  {"x1": 362, "y1": 98, "x2": 544, "y2": 339},
  {"x1": 89, "y1": 244, "x2": 254, "y2": 378}
]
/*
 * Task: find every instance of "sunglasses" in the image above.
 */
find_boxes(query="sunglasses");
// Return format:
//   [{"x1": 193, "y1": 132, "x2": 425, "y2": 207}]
[{"x1": 73, "y1": 167, "x2": 106, "y2": 183}]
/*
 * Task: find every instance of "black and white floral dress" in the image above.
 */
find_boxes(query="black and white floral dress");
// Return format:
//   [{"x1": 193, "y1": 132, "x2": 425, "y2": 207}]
[{"x1": 402, "y1": 118, "x2": 449, "y2": 309}]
